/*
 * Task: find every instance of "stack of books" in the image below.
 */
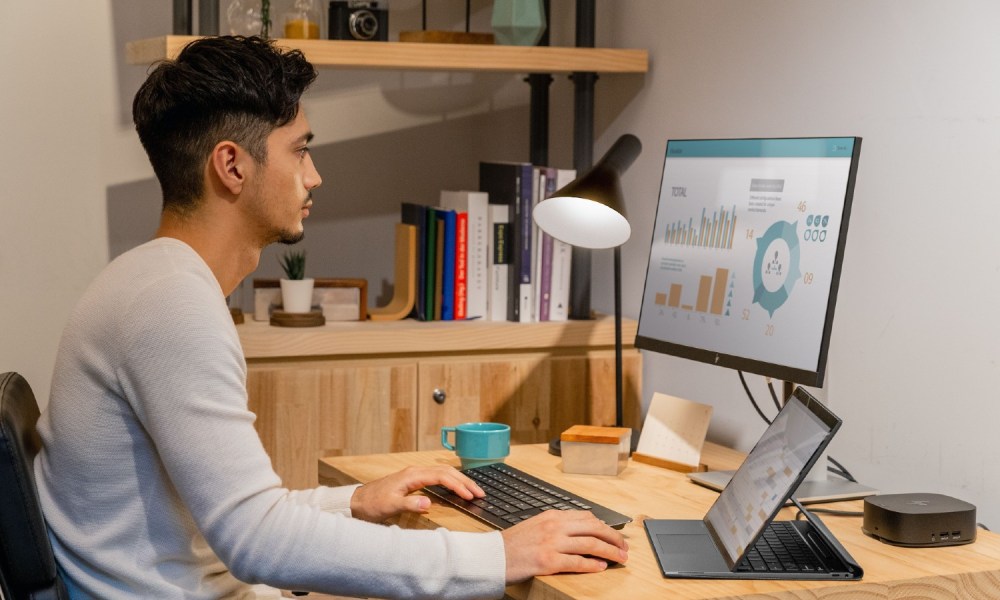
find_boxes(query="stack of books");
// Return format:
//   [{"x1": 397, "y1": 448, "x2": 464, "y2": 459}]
[{"x1": 398, "y1": 162, "x2": 575, "y2": 323}]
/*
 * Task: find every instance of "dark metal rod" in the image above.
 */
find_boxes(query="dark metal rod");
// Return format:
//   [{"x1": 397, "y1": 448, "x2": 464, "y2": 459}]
[
  {"x1": 527, "y1": 0, "x2": 552, "y2": 167},
  {"x1": 614, "y1": 245, "x2": 624, "y2": 427},
  {"x1": 422, "y1": 0, "x2": 427, "y2": 30},
  {"x1": 199, "y1": 0, "x2": 219, "y2": 35},
  {"x1": 173, "y1": 0, "x2": 193, "y2": 35},
  {"x1": 465, "y1": 0, "x2": 471, "y2": 32},
  {"x1": 568, "y1": 0, "x2": 598, "y2": 320}
]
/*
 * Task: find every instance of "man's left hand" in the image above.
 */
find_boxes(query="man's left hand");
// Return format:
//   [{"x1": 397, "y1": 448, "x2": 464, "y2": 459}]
[{"x1": 350, "y1": 465, "x2": 484, "y2": 523}]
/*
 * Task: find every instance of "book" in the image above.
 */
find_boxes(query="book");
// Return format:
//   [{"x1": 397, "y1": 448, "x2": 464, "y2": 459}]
[
  {"x1": 439, "y1": 190, "x2": 489, "y2": 319},
  {"x1": 433, "y1": 208, "x2": 457, "y2": 320},
  {"x1": 454, "y1": 211, "x2": 468, "y2": 320},
  {"x1": 547, "y1": 168, "x2": 577, "y2": 321},
  {"x1": 434, "y1": 215, "x2": 444, "y2": 320},
  {"x1": 488, "y1": 203, "x2": 510, "y2": 322},
  {"x1": 480, "y1": 161, "x2": 531, "y2": 322},
  {"x1": 516, "y1": 165, "x2": 535, "y2": 323},
  {"x1": 401, "y1": 202, "x2": 428, "y2": 321},
  {"x1": 536, "y1": 167, "x2": 557, "y2": 321},
  {"x1": 424, "y1": 208, "x2": 439, "y2": 320}
]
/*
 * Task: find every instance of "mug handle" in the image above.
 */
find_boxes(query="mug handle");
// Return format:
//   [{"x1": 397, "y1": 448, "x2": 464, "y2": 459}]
[{"x1": 441, "y1": 426, "x2": 456, "y2": 451}]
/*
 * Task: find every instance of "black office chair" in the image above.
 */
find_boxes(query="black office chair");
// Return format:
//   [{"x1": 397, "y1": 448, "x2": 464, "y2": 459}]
[{"x1": 0, "y1": 372, "x2": 69, "y2": 600}]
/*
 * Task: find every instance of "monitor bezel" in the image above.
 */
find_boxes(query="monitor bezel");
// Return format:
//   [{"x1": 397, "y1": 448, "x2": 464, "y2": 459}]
[{"x1": 634, "y1": 136, "x2": 863, "y2": 387}]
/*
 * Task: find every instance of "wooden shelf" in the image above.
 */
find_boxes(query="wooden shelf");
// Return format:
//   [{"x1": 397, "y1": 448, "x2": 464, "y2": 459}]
[
  {"x1": 238, "y1": 315, "x2": 638, "y2": 360},
  {"x1": 126, "y1": 35, "x2": 648, "y2": 74}
]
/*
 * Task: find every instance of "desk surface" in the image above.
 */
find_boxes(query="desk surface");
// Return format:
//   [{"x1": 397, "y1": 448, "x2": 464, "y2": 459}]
[{"x1": 319, "y1": 443, "x2": 1000, "y2": 600}]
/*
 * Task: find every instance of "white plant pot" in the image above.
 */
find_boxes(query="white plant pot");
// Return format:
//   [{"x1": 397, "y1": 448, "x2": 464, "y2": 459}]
[{"x1": 280, "y1": 278, "x2": 315, "y2": 313}]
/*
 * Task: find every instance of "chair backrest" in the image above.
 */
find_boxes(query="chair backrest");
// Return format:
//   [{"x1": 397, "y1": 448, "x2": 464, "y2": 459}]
[{"x1": 0, "y1": 372, "x2": 68, "y2": 600}]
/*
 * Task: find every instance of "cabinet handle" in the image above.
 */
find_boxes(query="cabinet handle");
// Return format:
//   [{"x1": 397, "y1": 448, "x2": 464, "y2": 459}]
[{"x1": 432, "y1": 389, "x2": 447, "y2": 404}]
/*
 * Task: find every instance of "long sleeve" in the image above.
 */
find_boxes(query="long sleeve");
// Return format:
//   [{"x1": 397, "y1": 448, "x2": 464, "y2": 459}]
[{"x1": 36, "y1": 239, "x2": 506, "y2": 600}]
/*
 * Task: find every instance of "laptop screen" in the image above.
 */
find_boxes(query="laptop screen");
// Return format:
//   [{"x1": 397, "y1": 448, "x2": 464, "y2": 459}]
[{"x1": 703, "y1": 388, "x2": 840, "y2": 567}]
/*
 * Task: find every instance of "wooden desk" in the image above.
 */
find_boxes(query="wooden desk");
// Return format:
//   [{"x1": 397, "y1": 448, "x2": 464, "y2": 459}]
[{"x1": 320, "y1": 443, "x2": 1000, "y2": 599}]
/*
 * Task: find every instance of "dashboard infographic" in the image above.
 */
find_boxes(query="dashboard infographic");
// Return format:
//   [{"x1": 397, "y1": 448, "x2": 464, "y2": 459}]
[{"x1": 636, "y1": 138, "x2": 860, "y2": 384}]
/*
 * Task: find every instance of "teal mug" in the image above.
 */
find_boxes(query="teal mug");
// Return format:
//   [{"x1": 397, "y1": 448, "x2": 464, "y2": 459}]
[{"x1": 441, "y1": 422, "x2": 511, "y2": 469}]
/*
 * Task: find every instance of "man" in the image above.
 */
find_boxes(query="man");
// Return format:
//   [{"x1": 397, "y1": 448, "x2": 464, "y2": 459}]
[{"x1": 34, "y1": 36, "x2": 627, "y2": 599}]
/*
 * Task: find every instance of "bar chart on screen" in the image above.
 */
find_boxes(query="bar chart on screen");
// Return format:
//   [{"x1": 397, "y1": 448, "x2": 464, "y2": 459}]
[{"x1": 653, "y1": 267, "x2": 734, "y2": 317}]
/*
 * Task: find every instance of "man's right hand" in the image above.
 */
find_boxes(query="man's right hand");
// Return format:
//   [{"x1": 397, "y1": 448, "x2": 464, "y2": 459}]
[{"x1": 501, "y1": 510, "x2": 629, "y2": 583}]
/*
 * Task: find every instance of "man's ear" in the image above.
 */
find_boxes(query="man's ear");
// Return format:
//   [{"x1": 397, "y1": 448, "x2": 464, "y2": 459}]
[{"x1": 209, "y1": 140, "x2": 249, "y2": 196}]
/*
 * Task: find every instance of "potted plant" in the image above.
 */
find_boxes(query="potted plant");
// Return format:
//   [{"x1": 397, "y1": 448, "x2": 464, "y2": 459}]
[{"x1": 278, "y1": 250, "x2": 314, "y2": 313}]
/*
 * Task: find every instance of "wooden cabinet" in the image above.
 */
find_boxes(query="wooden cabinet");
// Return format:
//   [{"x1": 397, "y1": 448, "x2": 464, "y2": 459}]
[{"x1": 239, "y1": 317, "x2": 641, "y2": 489}]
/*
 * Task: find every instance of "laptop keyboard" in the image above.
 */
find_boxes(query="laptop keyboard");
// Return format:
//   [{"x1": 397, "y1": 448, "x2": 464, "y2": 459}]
[
  {"x1": 423, "y1": 462, "x2": 632, "y2": 530},
  {"x1": 737, "y1": 522, "x2": 827, "y2": 573}
]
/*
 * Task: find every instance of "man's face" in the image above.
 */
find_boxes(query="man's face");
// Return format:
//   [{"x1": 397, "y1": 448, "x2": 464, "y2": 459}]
[{"x1": 244, "y1": 109, "x2": 322, "y2": 246}]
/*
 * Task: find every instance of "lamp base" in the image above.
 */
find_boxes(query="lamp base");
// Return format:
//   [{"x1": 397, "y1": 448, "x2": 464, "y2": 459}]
[{"x1": 548, "y1": 428, "x2": 640, "y2": 457}]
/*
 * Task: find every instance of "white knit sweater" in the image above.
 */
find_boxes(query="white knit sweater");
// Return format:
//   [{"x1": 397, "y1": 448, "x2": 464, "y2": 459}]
[{"x1": 34, "y1": 238, "x2": 505, "y2": 599}]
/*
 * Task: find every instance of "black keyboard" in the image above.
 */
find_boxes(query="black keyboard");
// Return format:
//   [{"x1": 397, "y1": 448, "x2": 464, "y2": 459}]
[
  {"x1": 737, "y1": 521, "x2": 828, "y2": 573},
  {"x1": 423, "y1": 462, "x2": 632, "y2": 530}
]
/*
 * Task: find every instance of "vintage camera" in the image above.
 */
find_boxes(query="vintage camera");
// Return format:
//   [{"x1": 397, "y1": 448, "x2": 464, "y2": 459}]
[{"x1": 329, "y1": 1, "x2": 389, "y2": 41}]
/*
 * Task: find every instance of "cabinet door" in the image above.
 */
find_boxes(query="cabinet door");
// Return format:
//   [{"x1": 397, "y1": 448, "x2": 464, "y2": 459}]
[
  {"x1": 247, "y1": 361, "x2": 417, "y2": 489},
  {"x1": 416, "y1": 351, "x2": 642, "y2": 451}
]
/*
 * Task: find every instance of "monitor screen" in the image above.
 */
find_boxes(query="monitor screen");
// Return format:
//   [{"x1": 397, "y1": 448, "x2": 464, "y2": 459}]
[{"x1": 635, "y1": 137, "x2": 861, "y2": 386}]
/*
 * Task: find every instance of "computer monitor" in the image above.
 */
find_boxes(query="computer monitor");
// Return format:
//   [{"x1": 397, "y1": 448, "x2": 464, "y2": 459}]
[{"x1": 635, "y1": 137, "x2": 862, "y2": 387}]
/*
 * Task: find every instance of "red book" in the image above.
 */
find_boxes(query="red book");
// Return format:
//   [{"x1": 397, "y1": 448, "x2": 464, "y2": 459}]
[{"x1": 454, "y1": 212, "x2": 468, "y2": 320}]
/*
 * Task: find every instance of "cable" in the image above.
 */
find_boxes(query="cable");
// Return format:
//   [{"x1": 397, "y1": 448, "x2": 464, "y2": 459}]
[
  {"x1": 978, "y1": 522, "x2": 991, "y2": 531},
  {"x1": 826, "y1": 456, "x2": 857, "y2": 483},
  {"x1": 765, "y1": 378, "x2": 783, "y2": 413},
  {"x1": 795, "y1": 508, "x2": 864, "y2": 520},
  {"x1": 738, "y1": 370, "x2": 772, "y2": 425}
]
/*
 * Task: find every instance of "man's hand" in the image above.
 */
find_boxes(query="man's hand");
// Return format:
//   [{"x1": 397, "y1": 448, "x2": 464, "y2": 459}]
[
  {"x1": 350, "y1": 465, "x2": 484, "y2": 523},
  {"x1": 501, "y1": 510, "x2": 629, "y2": 583}
]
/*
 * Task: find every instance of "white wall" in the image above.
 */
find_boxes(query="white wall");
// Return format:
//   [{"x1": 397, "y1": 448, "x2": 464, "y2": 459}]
[
  {"x1": 0, "y1": 4, "x2": 114, "y2": 407},
  {"x1": 593, "y1": 1, "x2": 1000, "y2": 528}
]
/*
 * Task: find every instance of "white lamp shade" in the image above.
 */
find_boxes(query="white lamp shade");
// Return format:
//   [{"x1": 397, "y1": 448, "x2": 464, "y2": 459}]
[{"x1": 533, "y1": 196, "x2": 631, "y2": 249}]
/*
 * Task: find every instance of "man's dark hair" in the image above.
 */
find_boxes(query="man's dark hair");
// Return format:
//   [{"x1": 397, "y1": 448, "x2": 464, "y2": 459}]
[{"x1": 132, "y1": 36, "x2": 317, "y2": 213}]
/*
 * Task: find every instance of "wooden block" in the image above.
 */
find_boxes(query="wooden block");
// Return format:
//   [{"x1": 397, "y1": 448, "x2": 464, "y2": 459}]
[
  {"x1": 561, "y1": 425, "x2": 631, "y2": 444},
  {"x1": 632, "y1": 451, "x2": 708, "y2": 474},
  {"x1": 561, "y1": 426, "x2": 630, "y2": 476},
  {"x1": 398, "y1": 30, "x2": 495, "y2": 45}
]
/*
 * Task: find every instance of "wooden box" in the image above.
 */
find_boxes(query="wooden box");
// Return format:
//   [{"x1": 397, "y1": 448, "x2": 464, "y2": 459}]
[{"x1": 560, "y1": 425, "x2": 631, "y2": 476}]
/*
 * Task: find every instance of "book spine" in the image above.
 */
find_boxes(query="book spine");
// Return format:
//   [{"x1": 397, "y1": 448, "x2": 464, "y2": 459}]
[
  {"x1": 549, "y1": 168, "x2": 577, "y2": 322},
  {"x1": 424, "y1": 208, "x2": 438, "y2": 320},
  {"x1": 439, "y1": 190, "x2": 489, "y2": 320},
  {"x1": 539, "y1": 231, "x2": 554, "y2": 322},
  {"x1": 440, "y1": 210, "x2": 456, "y2": 320},
  {"x1": 489, "y1": 204, "x2": 510, "y2": 322},
  {"x1": 434, "y1": 216, "x2": 444, "y2": 320},
  {"x1": 454, "y1": 211, "x2": 468, "y2": 320},
  {"x1": 517, "y1": 164, "x2": 534, "y2": 323}
]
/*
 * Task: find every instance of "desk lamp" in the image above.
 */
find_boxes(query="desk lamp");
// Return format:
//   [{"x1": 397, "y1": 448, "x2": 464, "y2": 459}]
[{"x1": 534, "y1": 134, "x2": 642, "y2": 455}]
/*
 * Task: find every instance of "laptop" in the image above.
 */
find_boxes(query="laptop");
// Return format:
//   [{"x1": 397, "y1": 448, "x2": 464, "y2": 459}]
[{"x1": 644, "y1": 386, "x2": 863, "y2": 580}]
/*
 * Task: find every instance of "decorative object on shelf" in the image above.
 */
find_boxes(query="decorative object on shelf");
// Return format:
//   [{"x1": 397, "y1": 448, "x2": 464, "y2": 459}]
[
  {"x1": 369, "y1": 224, "x2": 418, "y2": 321},
  {"x1": 400, "y1": 0, "x2": 495, "y2": 45},
  {"x1": 278, "y1": 250, "x2": 314, "y2": 314},
  {"x1": 491, "y1": 0, "x2": 546, "y2": 46},
  {"x1": 329, "y1": 1, "x2": 388, "y2": 41},
  {"x1": 254, "y1": 278, "x2": 368, "y2": 321},
  {"x1": 270, "y1": 310, "x2": 325, "y2": 327},
  {"x1": 534, "y1": 133, "x2": 642, "y2": 456},
  {"x1": 226, "y1": 0, "x2": 272, "y2": 37},
  {"x1": 283, "y1": 0, "x2": 321, "y2": 39}
]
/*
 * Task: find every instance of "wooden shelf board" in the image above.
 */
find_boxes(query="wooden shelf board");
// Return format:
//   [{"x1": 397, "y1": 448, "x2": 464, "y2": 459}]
[
  {"x1": 126, "y1": 35, "x2": 648, "y2": 74},
  {"x1": 238, "y1": 315, "x2": 639, "y2": 360}
]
